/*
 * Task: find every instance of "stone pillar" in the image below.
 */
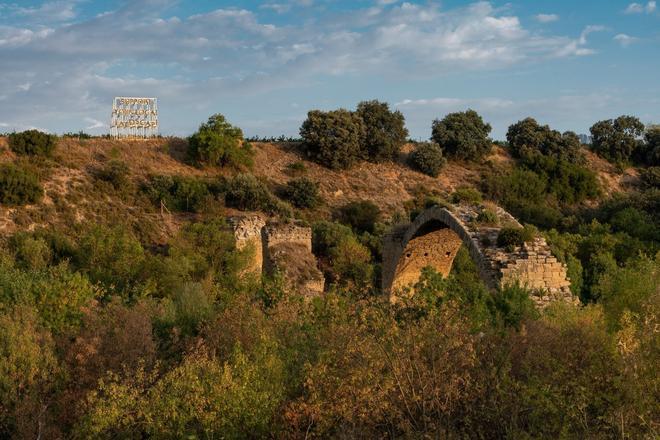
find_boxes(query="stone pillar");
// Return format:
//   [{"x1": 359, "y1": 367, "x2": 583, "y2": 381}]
[{"x1": 228, "y1": 215, "x2": 266, "y2": 276}]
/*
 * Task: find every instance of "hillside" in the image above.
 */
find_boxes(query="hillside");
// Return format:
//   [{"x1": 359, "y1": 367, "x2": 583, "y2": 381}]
[{"x1": 0, "y1": 136, "x2": 638, "y2": 240}]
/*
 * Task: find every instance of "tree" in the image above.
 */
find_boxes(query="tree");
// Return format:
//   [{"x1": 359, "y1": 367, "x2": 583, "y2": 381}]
[
  {"x1": 642, "y1": 125, "x2": 660, "y2": 166},
  {"x1": 408, "y1": 142, "x2": 446, "y2": 177},
  {"x1": 431, "y1": 110, "x2": 492, "y2": 161},
  {"x1": 356, "y1": 100, "x2": 408, "y2": 162},
  {"x1": 281, "y1": 177, "x2": 321, "y2": 208},
  {"x1": 589, "y1": 115, "x2": 645, "y2": 163},
  {"x1": 300, "y1": 109, "x2": 366, "y2": 169},
  {"x1": 188, "y1": 114, "x2": 253, "y2": 168},
  {"x1": 506, "y1": 117, "x2": 582, "y2": 162}
]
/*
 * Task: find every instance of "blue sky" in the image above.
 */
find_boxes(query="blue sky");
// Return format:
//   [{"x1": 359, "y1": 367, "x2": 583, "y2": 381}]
[{"x1": 0, "y1": 0, "x2": 658, "y2": 139}]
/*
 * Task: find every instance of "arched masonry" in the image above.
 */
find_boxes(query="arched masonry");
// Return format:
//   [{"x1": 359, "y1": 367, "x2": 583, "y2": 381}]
[{"x1": 382, "y1": 204, "x2": 575, "y2": 308}]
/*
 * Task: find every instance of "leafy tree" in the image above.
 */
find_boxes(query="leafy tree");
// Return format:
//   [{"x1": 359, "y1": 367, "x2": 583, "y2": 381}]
[
  {"x1": 641, "y1": 125, "x2": 660, "y2": 165},
  {"x1": 356, "y1": 100, "x2": 408, "y2": 162},
  {"x1": 8, "y1": 130, "x2": 56, "y2": 156},
  {"x1": 188, "y1": 114, "x2": 253, "y2": 168},
  {"x1": 0, "y1": 163, "x2": 43, "y2": 206},
  {"x1": 408, "y1": 142, "x2": 445, "y2": 177},
  {"x1": 431, "y1": 109, "x2": 492, "y2": 161},
  {"x1": 338, "y1": 200, "x2": 380, "y2": 233},
  {"x1": 281, "y1": 177, "x2": 321, "y2": 208},
  {"x1": 300, "y1": 109, "x2": 366, "y2": 169},
  {"x1": 506, "y1": 117, "x2": 582, "y2": 162},
  {"x1": 590, "y1": 115, "x2": 645, "y2": 163}
]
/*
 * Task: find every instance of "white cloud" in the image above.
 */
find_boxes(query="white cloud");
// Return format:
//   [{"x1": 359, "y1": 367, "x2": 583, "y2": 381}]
[
  {"x1": 624, "y1": 1, "x2": 656, "y2": 14},
  {"x1": 84, "y1": 117, "x2": 105, "y2": 129},
  {"x1": 7, "y1": 0, "x2": 80, "y2": 23},
  {"x1": 554, "y1": 25, "x2": 605, "y2": 57},
  {"x1": 535, "y1": 13, "x2": 559, "y2": 23},
  {"x1": 613, "y1": 33, "x2": 638, "y2": 47}
]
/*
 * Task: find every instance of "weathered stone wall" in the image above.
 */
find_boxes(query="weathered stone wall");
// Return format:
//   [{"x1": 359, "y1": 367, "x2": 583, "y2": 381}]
[
  {"x1": 229, "y1": 218, "x2": 323, "y2": 296},
  {"x1": 382, "y1": 204, "x2": 575, "y2": 308}
]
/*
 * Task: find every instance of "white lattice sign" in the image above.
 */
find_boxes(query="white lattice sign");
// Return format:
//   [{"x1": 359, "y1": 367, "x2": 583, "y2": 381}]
[{"x1": 111, "y1": 97, "x2": 158, "y2": 138}]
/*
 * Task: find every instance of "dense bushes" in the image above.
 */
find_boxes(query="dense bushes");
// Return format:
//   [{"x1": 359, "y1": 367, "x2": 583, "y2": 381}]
[
  {"x1": 590, "y1": 115, "x2": 645, "y2": 164},
  {"x1": 223, "y1": 174, "x2": 292, "y2": 217},
  {"x1": 95, "y1": 159, "x2": 130, "y2": 190},
  {"x1": 408, "y1": 142, "x2": 445, "y2": 177},
  {"x1": 0, "y1": 163, "x2": 43, "y2": 205},
  {"x1": 8, "y1": 130, "x2": 56, "y2": 157},
  {"x1": 281, "y1": 177, "x2": 321, "y2": 208},
  {"x1": 188, "y1": 114, "x2": 253, "y2": 168},
  {"x1": 507, "y1": 117, "x2": 583, "y2": 162},
  {"x1": 143, "y1": 175, "x2": 214, "y2": 212},
  {"x1": 497, "y1": 226, "x2": 535, "y2": 250},
  {"x1": 338, "y1": 200, "x2": 380, "y2": 233},
  {"x1": 431, "y1": 109, "x2": 492, "y2": 161},
  {"x1": 300, "y1": 109, "x2": 366, "y2": 170},
  {"x1": 356, "y1": 100, "x2": 408, "y2": 162}
]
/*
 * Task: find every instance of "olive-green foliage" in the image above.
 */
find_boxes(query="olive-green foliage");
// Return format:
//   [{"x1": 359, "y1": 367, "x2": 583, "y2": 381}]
[
  {"x1": 450, "y1": 186, "x2": 482, "y2": 204},
  {"x1": 590, "y1": 115, "x2": 645, "y2": 164},
  {"x1": 507, "y1": 117, "x2": 583, "y2": 162},
  {"x1": 338, "y1": 200, "x2": 380, "y2": 233},
  {"x1": 187, "y1": 114, "x2": 253, "y2": 168},
  {"x1": 143, "y1": 174, "x2": 213, "y2": 212},
  {"x1": 312, "y1": 221, "x2": 354, "y2": 257},
  {"x1": 8, "y1": 130, "x2": 56, "y2": 157},
  {"x1": 94, "y1": 159, "x2": 130, "y2": 190},
  {"x1": 356, "y1": 100, "x2": 408, "y2": 162},
  {"x1": 476, "y1": 207, "x2": 498, "y2": 224},
  {"x1": 431, "y1": 109, "x2": 492, "y2": 161},
  {"x1": 408, "y1": 142, "x2": 445, "y2": 177},
  {"x1": 497, "y1": 226, "x2": 535, "y2": 251},
  {"x1": 641, "y1": 125, "x2": 660, "y2": 165},
  {"x1": 222, "y1": 173, "x2": 292, "y2": 217},
  {"x1": 281, "y1": 177, "x2": 321, "y2": 208},
  {"x1": 300, "y1": 109, "x2": 366, "y2": 169},
  {"x1": 0, "y1": 163, "x2": 43, "y2": 206},
  {"x1": 640, "y1": 166, "x2": 660, "y2": 188}
]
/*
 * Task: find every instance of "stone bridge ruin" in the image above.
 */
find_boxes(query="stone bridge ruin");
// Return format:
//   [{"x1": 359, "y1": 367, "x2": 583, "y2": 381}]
[{"x1": 382, "y1": 204, "x2": 575, "y2": 308}]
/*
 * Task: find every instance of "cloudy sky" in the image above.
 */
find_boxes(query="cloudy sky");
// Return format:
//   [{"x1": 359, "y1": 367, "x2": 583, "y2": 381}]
[{"x1": 1, "y1": 0, "x2": 658, "y2": 139}]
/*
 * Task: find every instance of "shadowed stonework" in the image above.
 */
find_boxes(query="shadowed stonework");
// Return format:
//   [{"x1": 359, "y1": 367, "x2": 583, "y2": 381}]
[{"x1": 382, "y1": 204, "x2": 576, "y2": 308}]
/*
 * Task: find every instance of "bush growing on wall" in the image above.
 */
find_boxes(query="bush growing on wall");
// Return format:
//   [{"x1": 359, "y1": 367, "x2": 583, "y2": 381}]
[
  {"x1": 300, "y1": 109, "x2": 366, "y2": 170},
  {"x1": 188, "y1": 114, "x2": 253, "y2": 168},
  {"x1": 431, "y1": 110, "x2": 492, "y2": 161},
  {"x1": 408, "y1": 142, "x2": 445, "y2": 177},
  {"x1": 0, "y1": 163, "x2": 43, "y2": 205},
  {"x1": 8, "y1": 130, "x2": 57, "y2": 157}
]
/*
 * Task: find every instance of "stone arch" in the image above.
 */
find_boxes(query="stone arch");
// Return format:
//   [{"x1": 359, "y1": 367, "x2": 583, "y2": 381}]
[{"x1": 382, "y1": 204, "x2": 575, "y2": 308}]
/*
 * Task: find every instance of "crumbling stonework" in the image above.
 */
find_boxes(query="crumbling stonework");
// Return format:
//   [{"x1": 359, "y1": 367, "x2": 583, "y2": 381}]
[
  {"x1": 383, "y1": 204, "x2": 576, "y2": 308},
  {"x1": 229, "y1": 217, "x2": 324, "y2": 296}
]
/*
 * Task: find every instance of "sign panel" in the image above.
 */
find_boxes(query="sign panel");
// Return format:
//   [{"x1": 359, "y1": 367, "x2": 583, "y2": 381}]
[{"x1": 111, "y1": 97, "x2": 158, "y2": 138}]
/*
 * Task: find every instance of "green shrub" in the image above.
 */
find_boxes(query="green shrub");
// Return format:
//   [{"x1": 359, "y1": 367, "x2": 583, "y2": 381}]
[
  {"x1": 476, "y1": 208, "x2": 498, "y2": 225},
  {"x1": 187, "y1": 114, "x2": 253, "y2": 168},
  {"x1": 223, "y1": 174, "x2": 292, "y2": 217},
  {"x1": 450, "y1": 186, "x2": 482, "y2": 204},
  {"x1": 640, "y1": 166, "x2": 660, "y2": 188},
  {"x1": 356, "y1": 100, "x2": 408, "y2": 162},
  {"x1": 95, "y1": 160, "x2": 130, "y2": 190},
  {"x1": 408, "y1": 142, "x2": 445, "y2": 177},
  {"x1": 338, "y1": 200, "x2": 380, "y2": 233},
  {"x1": 431, "y1": 109, "x2": 492, "y2": 161},
  {"x1": 0, "y1": 163, "x2": 43, "y2": 206},
  {"x1": 497, "y1": 226, "x2": 535, "y2": 251},
  {"x1": 281, "y1": 177, "x2": 321, "y2": 208},
  {"x1": 312, "y1": 221, "x2": 354, "y2": 257},
  {"x1": 506, "y1": 118, "x2": 582, "y2": 162},
  {"x1": 285, "y1": 161, "x2": 306, "y2": 176},
  {"x1": 590, "y1": 115, "x2": 645, "y2": 164},
  {"x1": 300, "y1": 109, "x2": 366, "y2": 169},
  {"x1": 143, "y1": 175, "x2": 212, "y2": 212},
  {"x1": 8, "y1": 130, "x2": 56, "y2": 157}
]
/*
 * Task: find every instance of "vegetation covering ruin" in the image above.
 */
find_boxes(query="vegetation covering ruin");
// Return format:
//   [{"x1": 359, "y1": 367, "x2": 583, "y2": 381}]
[{"x1": 0, "y1": 106, "x2": 658, "y2": 438}]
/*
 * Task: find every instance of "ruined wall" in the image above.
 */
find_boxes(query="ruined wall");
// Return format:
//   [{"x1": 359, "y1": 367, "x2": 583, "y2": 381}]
[
  {"x1": 383, "y1": 204, "x2": 576, "y2": 308},
  {"x1": 229, "y1": 218, "x2": 323, "y2": 296}
]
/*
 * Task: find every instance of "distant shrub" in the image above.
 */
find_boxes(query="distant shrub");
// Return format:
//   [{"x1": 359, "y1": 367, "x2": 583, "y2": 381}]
[
  {"x1": 408, "y1": 142, "x2": 445, "y2": 177},
  {"x1": 451, "y1": 186, "x2": 482, "y2": 204},
  {"x1": 497, "y1": 226, "x2": 536, "y2": 251},
  {"x1": 338, "y1": 200, "x2": 380, "y2": 233},
  {"x1": 356, "y1": 100, "x2": 408, "y2": 162},
  {"x1": 431, "y1": 109, "x2": 492, "y2": 161},
  {"x1": 0, "y1": 163, "x2": 43, "y2": 205},
  {"x1": 8, "y1": 130, "x2": 57, "y2": 157},
  {"x1": 281, "y1": 177, "x2": 321, "y2": 209},
  {"x1": 188, "y1": 114, "x2": 253, "y2": 168},
  {"x1": 143, "y1": 175, "x2": 212, "y2": 212},
  {"x1": 640, "y1": 167, "x2": 660, "y2": 188},
  {"x1": 330, "y1": 236, "x2": 373, "y2": 292},
  {"x1": 223, "y1": 174, "x2": 292, "y2": 217},
  {"x1": 506, "y1": 118, "x2": 582, "y2": 162},
  {"x1": 590, "y1": 116, "x2": 645, "y2": 164},
  {"x1": 95, "y1": 160, "x2": 130, "y2": 190},
  {"x1": 312, "y1": 221, "x2": 354, "y2": 257},
  {"x1": 300, "y1": 109, "x2": 366, "y2": 170},
  {"x1": 285, "y1": 161, "x2": 306, "y2": 176},
  {"x1": 476, "y1": 208, "x2": 498, "y2": 225}
]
